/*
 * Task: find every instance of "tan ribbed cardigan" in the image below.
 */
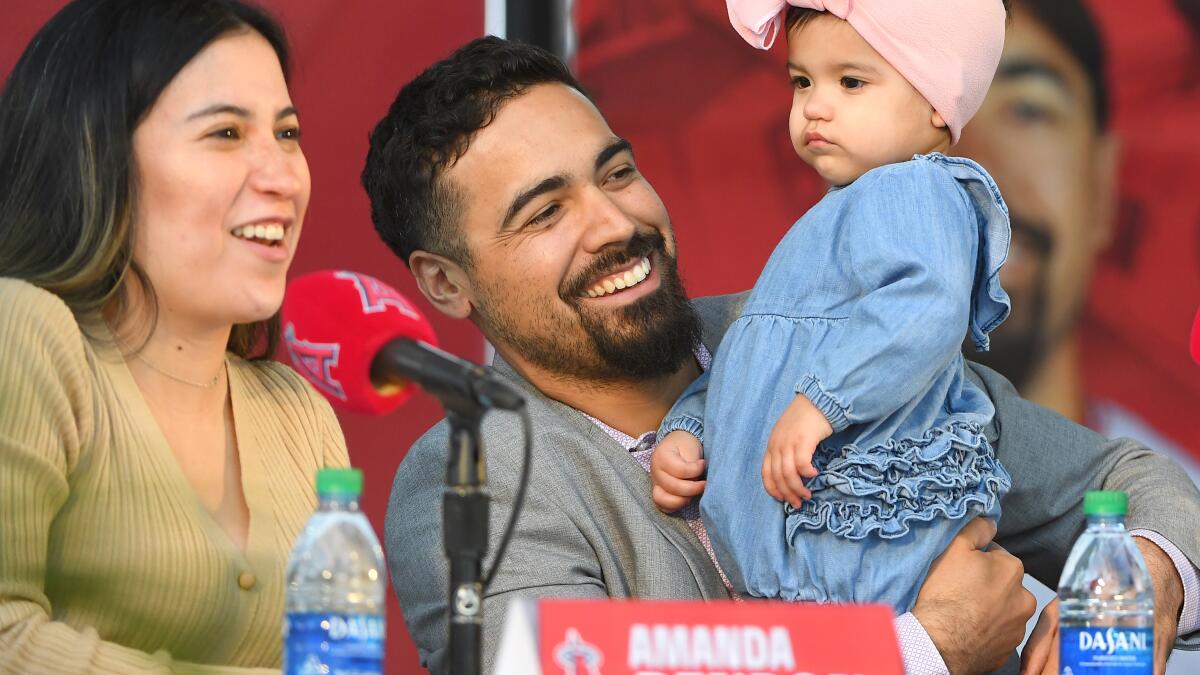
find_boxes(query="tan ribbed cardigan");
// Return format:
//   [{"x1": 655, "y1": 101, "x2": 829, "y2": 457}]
[{"x1": 0, "y1": 279, "x2": 350, "y2": 673}]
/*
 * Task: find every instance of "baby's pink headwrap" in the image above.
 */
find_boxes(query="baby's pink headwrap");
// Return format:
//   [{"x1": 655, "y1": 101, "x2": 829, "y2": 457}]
[{"x1": 727, "y1": 0, "x2": 1006, "y2": 143}]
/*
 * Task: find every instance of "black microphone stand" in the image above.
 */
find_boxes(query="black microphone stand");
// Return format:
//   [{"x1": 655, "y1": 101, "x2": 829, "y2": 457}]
[
  {"x1": 443, "y1": 404, "x2": 488, "y2": 675},
  {"x1": 371, "y1": 341, "x2": 527, "y2": 675}
]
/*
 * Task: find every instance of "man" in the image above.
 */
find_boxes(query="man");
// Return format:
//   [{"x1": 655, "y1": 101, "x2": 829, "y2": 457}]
[
  {"x1": 956, "y1": 0, "x2": 1200, "y2": 483},
  {"x1": 364, "y1": 37, "x2": 1200, "y2": 674}
]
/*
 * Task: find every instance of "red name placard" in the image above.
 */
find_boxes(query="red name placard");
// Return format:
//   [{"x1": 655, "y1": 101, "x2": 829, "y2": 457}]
[{"x1": 538, "y1": 599, "x2": 903, "y2": 675}]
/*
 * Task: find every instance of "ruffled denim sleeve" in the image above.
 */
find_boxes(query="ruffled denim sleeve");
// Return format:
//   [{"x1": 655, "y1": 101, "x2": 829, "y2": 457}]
[
  {"x1": 934, "y1": 155, "x2": 1011, "y2": 350},
  {"x1": 796, "y1": 159, "x2": 979, "y2": 432},
  {"x1": 658, "y1": 369, "x2": 709, "y2": 445}
]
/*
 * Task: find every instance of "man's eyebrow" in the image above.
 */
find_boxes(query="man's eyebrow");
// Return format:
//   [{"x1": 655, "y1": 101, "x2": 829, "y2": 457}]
[
  {"x1": 501, "y1": 175, "x2": 569, "y2": 231},
  {"x1": 498, "y1": 139, "x2": 635, "y2": 231},
  {"x1": 595, "y1": 138, "x2": 633, "y2": 172},
  {"x1": 994, "y1": 58, "x2": 1074, "y2": 99},
  {"x1": 186, "y1": 104, "x2": 299, "y2": 121}
]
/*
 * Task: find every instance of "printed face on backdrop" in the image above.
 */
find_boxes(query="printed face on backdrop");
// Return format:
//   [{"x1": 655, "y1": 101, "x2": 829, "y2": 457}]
[
  {"x1": 785, "y1": 14, "x2": 948, "y2": 187},
  {"x1": 131, "y1": 30, "x2": 310, "y2": 333},
  {"x1": 955, "y1": 9, "x2": 1117, "y2": 386},
  {"x1": 441, "y1": 83, "x2": 699, "y2": 382}
]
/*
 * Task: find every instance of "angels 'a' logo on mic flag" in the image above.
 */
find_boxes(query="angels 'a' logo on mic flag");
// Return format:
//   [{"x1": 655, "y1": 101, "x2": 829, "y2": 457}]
[
  {"x1": 284, "y1": 323, "x2": 346, "y2": 401},
  {"x1": 335, "y1": 270, "x2": 421, "y2": 319},
  {"x1": 282, "y1": 269, "x2": 442, "y2": 414}
]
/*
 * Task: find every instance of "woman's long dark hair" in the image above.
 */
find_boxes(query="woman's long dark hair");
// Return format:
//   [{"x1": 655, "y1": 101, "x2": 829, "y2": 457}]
[{"x1": 0, "y1": 0, "x2": 290, "y2": 359}]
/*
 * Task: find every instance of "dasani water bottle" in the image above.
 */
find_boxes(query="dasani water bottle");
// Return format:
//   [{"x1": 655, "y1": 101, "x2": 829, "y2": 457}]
[
  {"x1": 285, "y1": 468, "x2": 386, "y2": 674},
  {"x1": 1058, "y1": 490, "x2": 1154, "y2": 674}
]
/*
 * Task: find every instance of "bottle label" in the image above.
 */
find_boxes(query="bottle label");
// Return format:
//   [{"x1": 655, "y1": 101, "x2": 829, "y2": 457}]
[
  {"x1": 285, "y1": 612, "x2": 384, "y2": 675},
  {"x1": 1060, "y1": 626, "x2": 1153, "y2": 674}
]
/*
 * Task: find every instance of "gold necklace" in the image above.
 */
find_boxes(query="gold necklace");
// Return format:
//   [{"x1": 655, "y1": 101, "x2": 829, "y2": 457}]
[{"x1": 134, "y1": 352, "x2": 224, "y2": 388}]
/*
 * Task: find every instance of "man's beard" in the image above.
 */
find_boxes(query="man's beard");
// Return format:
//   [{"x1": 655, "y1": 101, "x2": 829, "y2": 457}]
[
  {"x1": 478, "y1": 229, "x2": 702, "y2": 384},
  {"x1": 967, "y1": 215, "x2": 1054, "y2": 390}
]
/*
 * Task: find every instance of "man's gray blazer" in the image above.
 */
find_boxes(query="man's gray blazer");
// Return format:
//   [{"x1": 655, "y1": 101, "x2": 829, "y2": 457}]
[{"x1": 385, "y1": 293, "x2": 1200, "y2": 673}]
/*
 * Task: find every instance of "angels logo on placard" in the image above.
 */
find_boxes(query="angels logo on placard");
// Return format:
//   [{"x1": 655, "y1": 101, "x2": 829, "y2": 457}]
[
  {"x1": 553, "y1": 628, "x2": 602, "y2": 675},
  {"x1": 284, "y1": 323, "x2": 346, "y2": 401}
]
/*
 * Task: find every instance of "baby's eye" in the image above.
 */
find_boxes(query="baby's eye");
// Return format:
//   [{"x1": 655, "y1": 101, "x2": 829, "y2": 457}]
[
  {"x1": 790, "y1": 75, "x2": 811, "y2": 89},
  {"x1": 841, "y1": 77, "x2": 865, "y2": 90}
]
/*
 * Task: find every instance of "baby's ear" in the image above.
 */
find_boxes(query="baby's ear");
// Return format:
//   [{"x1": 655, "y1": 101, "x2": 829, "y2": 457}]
[{"x1": 931, "y1": 110, "x2": 948, "y2": 129}]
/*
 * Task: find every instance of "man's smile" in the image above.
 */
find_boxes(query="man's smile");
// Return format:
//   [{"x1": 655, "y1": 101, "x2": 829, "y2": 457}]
[{"x1": 585, "y1": 256, "x2": 652, "y2": 298}]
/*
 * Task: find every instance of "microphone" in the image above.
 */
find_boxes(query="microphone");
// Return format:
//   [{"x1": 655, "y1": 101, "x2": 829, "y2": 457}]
[
  {"x1": 280, "y1": 269, "x2": 522, "y2": 415},
  {"x1": 283, "y1": 270, "x2": 530, "y2": 675}
]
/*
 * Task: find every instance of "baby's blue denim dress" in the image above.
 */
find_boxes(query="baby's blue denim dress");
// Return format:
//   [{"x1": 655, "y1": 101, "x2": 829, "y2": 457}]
[{"x1": 661, "y1": 153, "x2": 1013, "y2": 613}]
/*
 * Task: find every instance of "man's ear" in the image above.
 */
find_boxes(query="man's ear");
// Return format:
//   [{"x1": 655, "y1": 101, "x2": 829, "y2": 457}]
[{"x1": 409, "y1": 250, "x2": 474, "y2": 320}]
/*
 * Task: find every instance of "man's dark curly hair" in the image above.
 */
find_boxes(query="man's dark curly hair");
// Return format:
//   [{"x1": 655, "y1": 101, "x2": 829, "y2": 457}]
[{"x1": 362, "y1": 36, "x2": 587, "y2": 269}]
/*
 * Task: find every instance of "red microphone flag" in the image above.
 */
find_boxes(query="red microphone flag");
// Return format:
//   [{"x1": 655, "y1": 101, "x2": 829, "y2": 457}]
[
  {"x1": 1191, "y1": 306, "x2": 1200, "y2": 366},
  {"x1": 281, "y1": 270, "x2": 438, "y2": 415}
]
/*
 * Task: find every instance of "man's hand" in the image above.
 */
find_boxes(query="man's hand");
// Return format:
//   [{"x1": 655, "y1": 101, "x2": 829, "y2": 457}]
[
  {"x1": 1138, "y1": 538, "x2": 1183, "y2": 674},
  {"x1": 650, "y1": 430, "x2": 706, "y2": 513},
  {"x1": 762, "y1": 394, "x2": 832, "y2": 507},
  {"x1": 1019, "y1": 599, "x2": 1058, "y2": 675},
  {"x1": 912, "y1": 517, "x2": 1035, "y2": 674},
  {"x1": 1021, "y1": 539, "x2": 1181, "y2": 675}
]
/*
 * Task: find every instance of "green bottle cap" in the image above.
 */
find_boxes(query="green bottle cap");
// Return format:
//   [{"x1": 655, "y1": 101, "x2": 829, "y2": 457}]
[
  {"x1": 316, "y1": 468, "x2": 363, "y2": 496},
  {"x1": 1083, "y1": 490, "x2": 1127, "y2": 516}
]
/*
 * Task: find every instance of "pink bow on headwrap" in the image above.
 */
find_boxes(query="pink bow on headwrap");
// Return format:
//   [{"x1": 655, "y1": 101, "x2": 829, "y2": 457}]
[{"x1": 727, "y1": 0, "x2": 1006, "y2": 143}]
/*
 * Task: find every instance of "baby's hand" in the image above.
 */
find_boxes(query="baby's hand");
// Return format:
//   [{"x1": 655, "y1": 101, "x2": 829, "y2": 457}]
[
  {"x1": 650, "y1": 430, "x2": 706, "y2": 513},
  {"x1": 762, "y1": 394, "x2": 834, "y2": 508}
]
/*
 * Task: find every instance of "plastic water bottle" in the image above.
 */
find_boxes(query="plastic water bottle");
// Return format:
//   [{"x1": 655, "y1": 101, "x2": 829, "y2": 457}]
[
  {"x1": 284, "y1": 468, "x2": 386, "y2": 674},
  {"x1": 1058, "y1": 490, "x2": 1154, "y2": 674}
]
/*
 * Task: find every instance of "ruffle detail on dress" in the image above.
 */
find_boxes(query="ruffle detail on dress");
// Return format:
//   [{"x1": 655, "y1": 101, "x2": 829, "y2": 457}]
[
  {"x1": 784, "y1": 421, "x2": 1011, "y2": 541},
  {"x1": 917, "y1": 153, "x2": 1012, "y2": 351}
]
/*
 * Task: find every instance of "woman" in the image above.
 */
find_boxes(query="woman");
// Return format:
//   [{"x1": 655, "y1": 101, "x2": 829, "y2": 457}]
[{"x1": 0, "y1": 0, "x2": 348, "y2": 671}]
